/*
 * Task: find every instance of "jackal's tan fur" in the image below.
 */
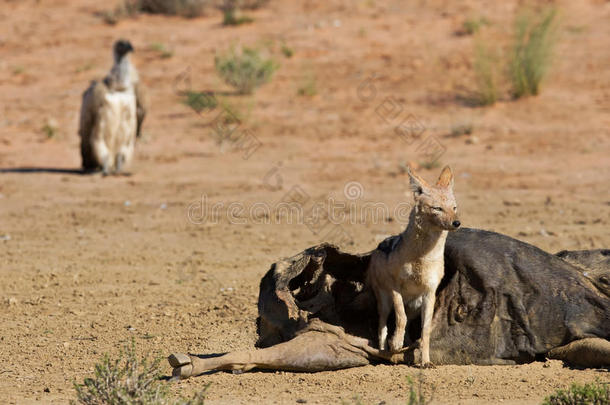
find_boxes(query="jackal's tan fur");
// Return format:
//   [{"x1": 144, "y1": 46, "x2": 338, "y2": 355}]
[{"x1": 367, "y1": 165, "x2": 460, "y2": 366}]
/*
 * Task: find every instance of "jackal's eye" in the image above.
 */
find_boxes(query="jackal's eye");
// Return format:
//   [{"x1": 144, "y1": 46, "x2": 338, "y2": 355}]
[
  {"x1": 453, "y1": 206, "x2": 457, "y2": 212},
  {"x1": 432, "y1": 206, "x2": 443, "y2": 212}
]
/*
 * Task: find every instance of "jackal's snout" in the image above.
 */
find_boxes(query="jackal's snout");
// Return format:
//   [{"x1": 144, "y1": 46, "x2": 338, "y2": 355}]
[{"x1": 452, "y1": 220, "x2": 461, "y2": 229}]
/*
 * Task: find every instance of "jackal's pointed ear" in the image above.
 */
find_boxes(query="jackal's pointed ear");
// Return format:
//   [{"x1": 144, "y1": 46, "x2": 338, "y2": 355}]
[
  {"x1": 407, "y1": 165, "x2": 429, "y2": 197},
  {"x1": 436, "y1": 165, "x2": 454, "y2": 188}
]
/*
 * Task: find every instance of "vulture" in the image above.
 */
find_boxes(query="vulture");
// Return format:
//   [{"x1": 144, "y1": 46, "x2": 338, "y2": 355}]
[{"x1": 79, "y1": 39, "x2": 146, "y2": 175}]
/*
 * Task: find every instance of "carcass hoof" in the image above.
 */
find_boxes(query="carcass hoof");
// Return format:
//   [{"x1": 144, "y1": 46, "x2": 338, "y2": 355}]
[{"x1": 168, "y1": 353, "x2": 193, "y2": 380}]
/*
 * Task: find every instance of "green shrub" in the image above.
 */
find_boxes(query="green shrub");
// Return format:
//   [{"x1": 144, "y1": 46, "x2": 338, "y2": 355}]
[
  {"x1": 509, "y1": 7, "x2": 557, "y2": 98},
  {"x1": 137, "y1": 0, "x2": 210, "y2": 17},
  {"x1": 239, "y1": 0, "x2": 269, "y2": 9},
  {"x1": 150, "y1": 42, "x2": 174, "y2": 58},
  {"x1": 75, "y1": 63, "x2": 95, "y2": 73},
  {"x1": 100, "y1": 0, "x2": 211, "y2": 23},
  {"x1": 217, "y1": 99, "x2": 245, "y2": 124},
  {"x1": 222, "y1": 9, "x2": 253, "y2": 25},
  {"x1": 297, "y1": 72, "x2": 317, "y2": 96},
  {"x1": 42, "y1": 121, "x2": 57, "y2": 139},
  {"x1": 100, "y1": 0, "x2": 270, "y2": 24},
  {"x1": 406, "y1": 375, "x2": 434, "y2": 405},
  {"x1": 419, "y1": 160, "x2": 441, "y2": 170},
  {"x1": 215, "y1": 46, "x2": 278, "y2": 94},
  {"x1": 542, "y1": 380, "x2": 609, "y2": 405},
  {"x1": 450, "y1": 122, "x2": 473, "y2": 137},
  {"x1": 461, "y1": 17, "x2": 489, "y2": 35},
  {"x1": 98, "y1": 1, "x2": 140, "y2": 25},
  {"x1": 12, "y1": 65, "x2": 26, "y2": 75},
  {"x1": 220, "y1": 0, "x2": 253, "y2": 25},
  {"x1": 72, "y1": 340, "x2": 209, "y2": 405},
  {"x1": 183, "y1": 91, "x2": 218, "y2": 112},
  {"x1": 280, "y1": 44, "x2": 294, "y2": 58},
  {"x1": 473, "y1": 41, "x2": 499, "y2": 106}
]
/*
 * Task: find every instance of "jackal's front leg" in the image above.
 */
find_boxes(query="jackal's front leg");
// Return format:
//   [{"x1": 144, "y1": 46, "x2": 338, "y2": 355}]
[
  {"x1": 419, "y1": 291, "x2": 436, "y2": 366},
  {"x1": 389, "y1": 290, "x2": 407, "y2": 352}
]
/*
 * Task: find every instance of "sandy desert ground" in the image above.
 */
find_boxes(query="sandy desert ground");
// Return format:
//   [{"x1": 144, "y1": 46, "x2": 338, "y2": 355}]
[{"x1": 0, "y1": 0, "x2": 609, "y2": 403}]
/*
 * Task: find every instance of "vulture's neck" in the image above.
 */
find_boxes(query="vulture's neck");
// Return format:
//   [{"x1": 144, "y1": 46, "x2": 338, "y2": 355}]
[{"x1": 110, "y1": 55, "x2": 132, "y2": 91}]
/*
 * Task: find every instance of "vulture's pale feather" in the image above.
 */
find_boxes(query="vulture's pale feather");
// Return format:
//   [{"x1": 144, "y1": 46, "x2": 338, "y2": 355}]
[{"x1": 79, "y1": 80, "x2": 108, "y2": 171}]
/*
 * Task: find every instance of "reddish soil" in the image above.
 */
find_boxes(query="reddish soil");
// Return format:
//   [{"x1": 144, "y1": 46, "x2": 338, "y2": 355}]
[{"x1": 0, "y1": 0, "x2": 608, "y2": 404}]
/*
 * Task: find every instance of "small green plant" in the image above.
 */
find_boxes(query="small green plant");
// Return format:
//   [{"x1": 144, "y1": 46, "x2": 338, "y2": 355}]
[
  {"x1": 450, "y1": 122, "x2": 473, "y2": 137},
  {"x1": 137, "y1": 0, "x2": 209, "y2": 17},
  {"x1": 280, "y1": 43, "x2": 294, "y2": 58},
  {"x1": 12, "y1": 66, "x2": 25, "y2": 75},
  {"x1": 99, "y1": 10, "x2": 120, "y2": 25},
  {"x1": 183, "y1": 91, "x2": 218, "y2": 112},
  {"x1": 215, "y1": 46, "x2": 278, "y2": 94},
  {"x1": 42, "y1": 119, "x2": 58, "y2": 139},
  {"x1": 221, "y1": 0, "x2": 253, "y2": 26},
  {"x1": 461, "y1": 17, "x2": 489, "y2": 35},
  {"x1": 42, "y1": 124, "x2": 56, "y2": 139},
  {"x1": 542, "y1": 379, "x2": 609, "y2": 405},
  {"x1": 75, "y1": 62, "x2": 95, "y2": 73},
  {"x1": 406, "y1": 375, "x2": 434, "y2": 405},
  {"x1": 509, "y1": 7, "x2": 557, "y2": 98},
  {"x1": 566, "y1": 25, "x2": 587, "y2": 34},
  {"x1": 218, "y1": 99, "x2": 245, "y2": 124},
  {"x1": 98, "y1": 0, "x2": 140, "y2": 24},
  {"x1": 99, "y1": 0, "x2": 270, "y2": 24},
  {"x1": 72, "y1": 340, "x2": 209, "y2": 405},
  {"x1": 150, "y1": 42, "x2": 174, "y2": 58},
  {"x1": 297, "y1": 72, "x2": 317, "y2": 96},
  {"x1": 473, "y1": 40, "x2": 499, "y2": 106},
  {"x1": 222, "y1": 9, "x2": 253, "y2": 25},
  {"x1": 222, "y1": 10, "x2": 253, "y2": 25},
  {"x1": 419, "y1": 160, "x2": 441, "y2": 170},
  {"x1": 72, "y1": 341, "x2": 166, "y2": 404},
  {"x1": 99, "y1": 0, "x2": 210, "y2": 23},
  {"x1": 239, "y1": 0, "x2": 269, "y2": 9}
]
